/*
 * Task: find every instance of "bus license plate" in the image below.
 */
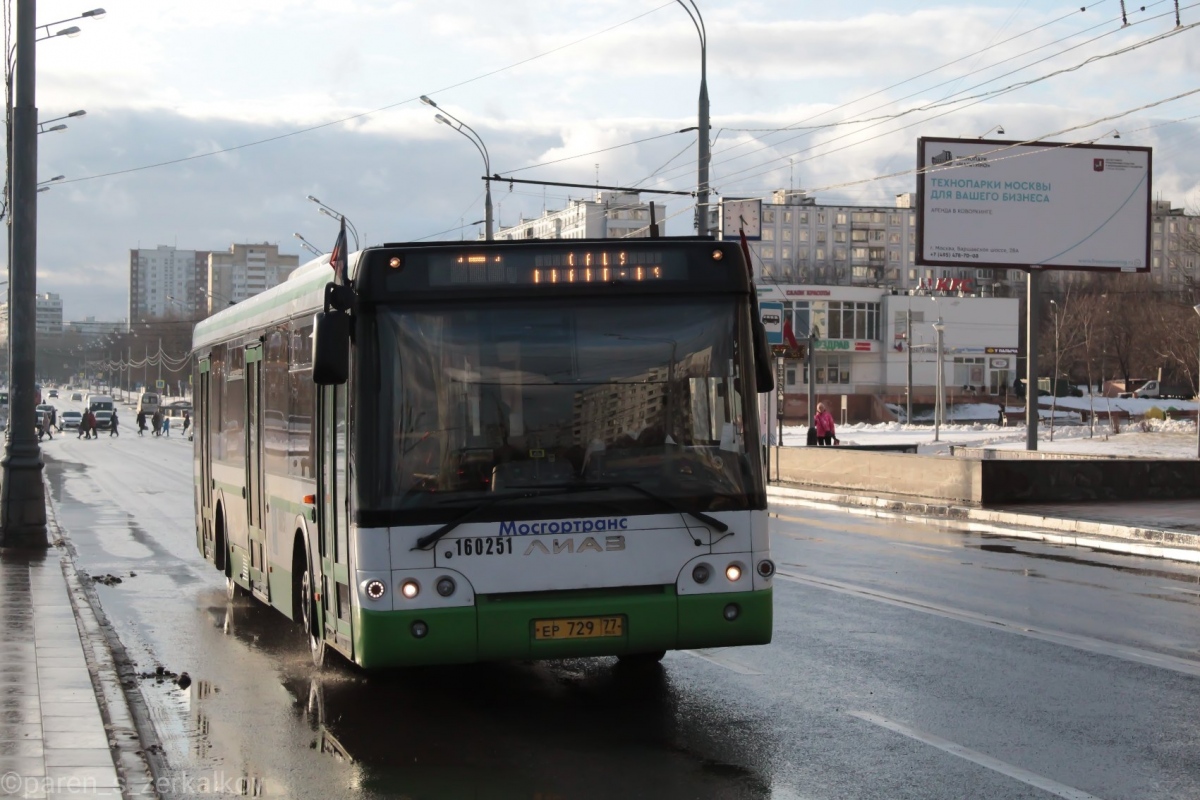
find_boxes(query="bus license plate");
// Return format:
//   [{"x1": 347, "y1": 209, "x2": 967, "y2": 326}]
[{"x1": 533, "y1": 616, "x2": 624, "y2": 641}]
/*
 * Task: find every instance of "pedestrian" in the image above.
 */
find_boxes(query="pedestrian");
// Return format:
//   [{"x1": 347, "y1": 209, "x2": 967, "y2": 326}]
[
  {"x1": 137, "y1": 410, "x2": 146, "y2": 436},
  {"x1": 151, "y1": 410, "x2": 162, "y2": 437},
  {"x1": 110, "y1": 410, "x2": 120, "y2": 437},
  {"x1": 997, "y1": 404, "x2": 1006, "y2": 427},
  {"x1": 37, "y1": 411, "x2": 52, "y2": 441},
  {"x1": 162, "y1": 414, "x2": 171, "y2": 437},
  {"x1": 77, "y1": 411, "x2": 89, "y2": 439},
  {"x1": 182, "y1": 411, "x2": 190, "y2": 436},
  {"x1": 86, "y1": 410, "x2": 97, "y2": 439},
  {"x1": 813, "y1": 402, "x2": 838, "y2": 447}
]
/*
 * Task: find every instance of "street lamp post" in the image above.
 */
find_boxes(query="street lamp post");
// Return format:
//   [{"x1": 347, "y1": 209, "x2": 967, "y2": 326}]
[
  {"x1": 932, "y1": 318, "x2": 945, "y2": 443},
  {"x1": 420, "y1": 96, "x2": 492, "y2": 241},
  {"x1": 0, "y1": 0, "x2": 46, "y2": 546},
  {"x1": 673, "y1": 1, "x2": 709, "y2": 236},
  {"x1": 293, "y1": 232, "x2": 323, "y2": 257}
]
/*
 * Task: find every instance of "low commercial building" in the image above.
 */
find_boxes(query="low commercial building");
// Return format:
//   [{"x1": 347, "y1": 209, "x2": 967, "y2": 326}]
[{"x1": 758, "y1": 283, "x2": 1019, "y2": 423}]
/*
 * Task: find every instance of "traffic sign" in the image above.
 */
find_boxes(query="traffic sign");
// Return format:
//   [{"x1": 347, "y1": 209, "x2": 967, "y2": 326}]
[
  {"x1": 155, "y1": 379, "x2": 165, "y2": 389},
  {"x1": 760, "y1": 302, "x2": 783, "y2": 345}
]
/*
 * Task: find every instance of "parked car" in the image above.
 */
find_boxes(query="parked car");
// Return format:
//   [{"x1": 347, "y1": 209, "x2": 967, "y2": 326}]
[
  {"x1": 60, "y1": 410, "x2": 82, "y2": 430},
  {"x1": 1129, "y1": 379, "x2": 1195, "y2": 399}
]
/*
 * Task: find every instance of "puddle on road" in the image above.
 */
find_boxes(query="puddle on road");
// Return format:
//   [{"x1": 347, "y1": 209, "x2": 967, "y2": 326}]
[{"x1": 138, "y1": 595, "x2": 779, "y2": 799}]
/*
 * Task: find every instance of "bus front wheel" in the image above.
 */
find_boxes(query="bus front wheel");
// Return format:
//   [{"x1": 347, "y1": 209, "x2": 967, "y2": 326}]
[{"x1": 300, "y1": 567, "x2": 326, "y2": 668}]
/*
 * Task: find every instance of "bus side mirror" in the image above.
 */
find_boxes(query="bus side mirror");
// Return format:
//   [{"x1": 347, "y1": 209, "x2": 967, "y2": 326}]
[
  {"x1": 753, "y1": 316, "x2": 775, "y2": 393},
  {"x1": 312, "y1": 310, "x2": 349, "y2": 385}
]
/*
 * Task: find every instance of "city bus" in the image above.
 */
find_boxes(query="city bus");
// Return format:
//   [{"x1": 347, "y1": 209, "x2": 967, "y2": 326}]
[{"x1": 191, "y1": 237, "x2": 776, "y2": 668}]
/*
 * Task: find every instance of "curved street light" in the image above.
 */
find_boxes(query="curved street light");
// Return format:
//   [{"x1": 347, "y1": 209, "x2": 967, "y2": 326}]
[
  {"x1": 37, "y1": 109, "x2": 84, "y2": 135},
  {"x1": 293, "y1": 231, "x2": 324, "y2": 257},
  {"x1": 421, "y1": 95, "x2": 493, "y2": 241},
  {"x1": 306, "y1": 195, "x2": 360, "y2": 249}
]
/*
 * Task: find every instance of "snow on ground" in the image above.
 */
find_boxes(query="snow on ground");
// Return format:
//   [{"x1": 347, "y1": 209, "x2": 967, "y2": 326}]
[{"x1": 778, "y1": 417, "x2": 1199, "y2": 458}]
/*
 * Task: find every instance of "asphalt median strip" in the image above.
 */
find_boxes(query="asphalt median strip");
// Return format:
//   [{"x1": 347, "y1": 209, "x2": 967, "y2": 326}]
[{"x1": 45, "y1": 467, "x2": 167, "y2": 799}]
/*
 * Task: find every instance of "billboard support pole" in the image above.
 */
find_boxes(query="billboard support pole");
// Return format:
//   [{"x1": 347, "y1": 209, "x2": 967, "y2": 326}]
[{"x1": 1025, "y1": 268, "x2": 1039, "y2": 450}]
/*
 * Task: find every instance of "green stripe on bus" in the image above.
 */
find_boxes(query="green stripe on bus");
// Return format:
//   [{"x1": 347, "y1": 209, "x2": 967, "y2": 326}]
[
  {"x1": 351, "y1": 587, "x2": 772, "y2": 669},
  {"x1": 213, "y1": 480, "x2": 244, "y2": 497},
  {"x1": 268, "y1": 496, "x2": 312, "y2": 517}
]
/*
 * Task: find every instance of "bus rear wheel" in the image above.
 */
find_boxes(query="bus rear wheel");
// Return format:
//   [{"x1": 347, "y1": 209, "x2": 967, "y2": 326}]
[{"x1": 300, "y1": 567, "x2": 326, "y2": 668}]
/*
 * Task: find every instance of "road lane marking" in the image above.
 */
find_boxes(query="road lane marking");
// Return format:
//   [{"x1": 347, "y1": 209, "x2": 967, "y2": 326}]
[
  {"x1": 776, "y1": 570, "x2": 1200, "y2": 678},
  {"x1": 676, "y1": 648, "x2": 763, "y2": 675},
  {"x1": 848, "y1": 711, "x2": 1105, "y2": 800},
  {"x1": 888, "y1": 542, "x2": 951, "y2": 553}
]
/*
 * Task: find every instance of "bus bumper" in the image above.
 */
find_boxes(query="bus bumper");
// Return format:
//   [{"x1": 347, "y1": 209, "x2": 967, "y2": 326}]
[{"x1": 353, "y1": 586, "x2": 772, "y2": 669}]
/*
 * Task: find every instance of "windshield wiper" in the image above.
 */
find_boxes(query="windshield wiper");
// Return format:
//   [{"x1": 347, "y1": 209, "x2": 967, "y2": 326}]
[
  {"x1": 411, "y1": 485, "x2": 609, "y2": 550},
  {"x1": 585, "y1": 481, "x2": 728, "y2": 534}
]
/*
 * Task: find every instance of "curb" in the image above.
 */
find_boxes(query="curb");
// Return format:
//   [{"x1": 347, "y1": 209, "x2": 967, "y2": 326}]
[
  {"x1": 767, "y1": 484, "x2": 1200, "y2": 564},
  {"x1": 45, "y1": 478, "x2": 167, "y2": 800}
]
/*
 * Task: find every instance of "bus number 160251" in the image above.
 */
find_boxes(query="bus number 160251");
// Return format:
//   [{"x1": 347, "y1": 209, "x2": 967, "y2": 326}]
[{"x1": 454, "y1": 537, "x2": 514, "y2": 557}]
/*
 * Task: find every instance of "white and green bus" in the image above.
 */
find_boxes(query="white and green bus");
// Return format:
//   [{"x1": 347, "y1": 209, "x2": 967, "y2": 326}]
[{"x1": 192, "y1": 237, "x2": 776, "y2": 668}]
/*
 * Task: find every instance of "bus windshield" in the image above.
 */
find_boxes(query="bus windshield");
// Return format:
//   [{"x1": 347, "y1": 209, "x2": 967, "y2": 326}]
[{"x1": 369, "y1": 297, "x2": 763, "y2": 520}]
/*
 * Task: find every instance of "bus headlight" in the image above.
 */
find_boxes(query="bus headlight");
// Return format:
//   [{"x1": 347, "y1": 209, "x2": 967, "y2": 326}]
[
  {"x1": 363, "y1": 579, "x2": 386, "y2": 600},
  {"x1": 757, "y1": 559, "x2": 775, "y2": 578},
  {"x1": 436, "y1": 576, "x2": 456, "y2": 597},
  {"x1": 725, "y1": 564, "x2": 742, "y2": 582},
  {"x1": 692, "y1": 564, "x2": 711, "y2": 584},
  {"x1": 400, "y1": 579, "x2": 420, "y2": 599},
  {"x1": 723, "y1": 603, "x2": 740, "y2": 621},
  {"x1": 411, "y1": 620, "x2": 428, "y2": 638}
]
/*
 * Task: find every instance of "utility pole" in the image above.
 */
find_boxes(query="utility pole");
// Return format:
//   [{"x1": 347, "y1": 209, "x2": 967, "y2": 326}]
[
  {"x1": 906, "y1": 307, "x2": 913, "y2": 424},
  {"x1": 1025, "y1": 269, "x2": 1040, "y2": 450},
  {"x1": 806, "y1": 328, "x2": 818, "y2": 444},
  {"x1": 0, "y1": 0, "x2": 47, "y2": 547}
]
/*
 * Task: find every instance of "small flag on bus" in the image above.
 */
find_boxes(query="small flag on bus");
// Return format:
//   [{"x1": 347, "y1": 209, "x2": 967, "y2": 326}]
[{"x1": 329, "y1": 217, "x2": 348, "y2": 284}]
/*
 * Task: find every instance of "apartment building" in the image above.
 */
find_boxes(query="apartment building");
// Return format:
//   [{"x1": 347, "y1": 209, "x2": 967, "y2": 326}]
[
  {"x1": 493, "y1": 192, "x2": 662, "y2": 240},
  {"x1": 129, "y1": 245, "x2": 211, "y2": 321},
  {"x1": 207, "y1": 243, "x2": 299, "y2": 315}
]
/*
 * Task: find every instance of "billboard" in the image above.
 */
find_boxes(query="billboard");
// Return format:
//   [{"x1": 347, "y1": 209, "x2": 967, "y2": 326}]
[{"x1": 916, "y1": 137, "x2": 1151, "y2": 272}]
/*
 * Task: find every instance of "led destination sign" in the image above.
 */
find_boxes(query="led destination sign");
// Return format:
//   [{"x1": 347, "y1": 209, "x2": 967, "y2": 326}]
[
  {"x1": 425, "y1": 249, "x2": 688, "y2": 287},
  {"x1": 374, "y1": 243, "x2": 751, "y2": 294}
]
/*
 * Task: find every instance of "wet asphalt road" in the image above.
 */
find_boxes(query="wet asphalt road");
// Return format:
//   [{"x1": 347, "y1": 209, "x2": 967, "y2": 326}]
[{"x1": 39, "y1": 428, "x2": 1200, "y2": 800}]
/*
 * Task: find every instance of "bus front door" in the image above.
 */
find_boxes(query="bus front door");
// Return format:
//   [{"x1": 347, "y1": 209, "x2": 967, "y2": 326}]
[
  {"x1": 317, "y1": 385, "x2": 352, "y2": 656},
  {"x1": 245, "y1": 344, "x2": 269, "y2": 602}
]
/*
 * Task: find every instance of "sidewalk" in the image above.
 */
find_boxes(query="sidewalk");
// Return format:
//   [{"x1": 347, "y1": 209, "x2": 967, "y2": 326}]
[
  {"x1": 768, "y1": 483, "x2": 1200, "y2": 564},
  {"x1": 0, "y1": 511, "x2": 157, "y2": 797}
]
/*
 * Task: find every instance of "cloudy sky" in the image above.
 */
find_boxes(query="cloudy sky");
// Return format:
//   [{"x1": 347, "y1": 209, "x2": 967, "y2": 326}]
[{"x1": 23, "y1": 0, "x2": 1200, "y2": 321}]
